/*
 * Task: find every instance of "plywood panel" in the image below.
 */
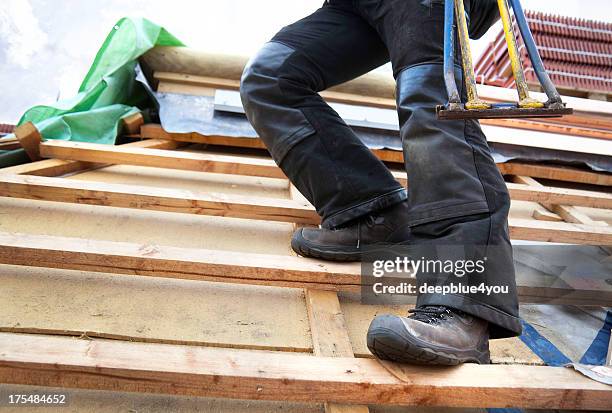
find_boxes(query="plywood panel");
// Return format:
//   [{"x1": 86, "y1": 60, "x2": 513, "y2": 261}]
[{"x1": 0, "y1": 265, "x2": 311, "y2": 352}]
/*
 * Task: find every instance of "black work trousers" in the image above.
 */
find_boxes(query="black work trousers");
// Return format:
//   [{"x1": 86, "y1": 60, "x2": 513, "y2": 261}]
[{"x1": 240, "y1": 0, "x2": 520, "y2": 338}]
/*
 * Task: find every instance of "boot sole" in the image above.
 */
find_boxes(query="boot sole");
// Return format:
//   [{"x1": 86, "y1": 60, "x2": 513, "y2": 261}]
[
  {"x1": 367, "y1": 315, "x2": 490, "y2": 366},
  {"x1": 291, "y1": 230, "x2": 362, "y2": 262}
]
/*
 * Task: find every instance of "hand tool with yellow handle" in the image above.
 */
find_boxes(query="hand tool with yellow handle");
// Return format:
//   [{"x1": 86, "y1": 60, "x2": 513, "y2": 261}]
[{"x1": 437, "y1": 0, "x2": 573, "y2": 120}]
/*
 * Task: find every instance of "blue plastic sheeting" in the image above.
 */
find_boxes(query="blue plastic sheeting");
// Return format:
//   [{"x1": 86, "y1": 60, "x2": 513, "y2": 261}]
[{"x1": 579, "y1": 310, "x2": 612, "y2": 366}]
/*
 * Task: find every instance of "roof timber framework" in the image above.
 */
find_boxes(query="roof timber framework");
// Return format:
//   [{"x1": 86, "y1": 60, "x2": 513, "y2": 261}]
[
  {"x1": 1, "y1": 45, "x2": 611, "y2": 409},
  {"x1": 0, "y1": 121, "x2": 611, "y2": 410}
]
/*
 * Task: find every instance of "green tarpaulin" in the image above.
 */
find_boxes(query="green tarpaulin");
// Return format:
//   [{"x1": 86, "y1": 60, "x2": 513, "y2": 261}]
[{"x1": 3, "y1": 17, "x2": 183, "y2": 168}]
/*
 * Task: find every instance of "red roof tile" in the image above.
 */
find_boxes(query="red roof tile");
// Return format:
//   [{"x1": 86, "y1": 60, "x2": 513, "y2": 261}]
[
  {"x1": 0, "y1": 124, "x2": 15, "y2": 134},
  {"x1": 474, "y1": 10, "x2": 612, "y2": 95}
]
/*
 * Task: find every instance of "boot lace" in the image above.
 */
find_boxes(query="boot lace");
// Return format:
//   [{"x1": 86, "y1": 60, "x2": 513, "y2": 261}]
[{"x1": 408, "y1": 306, "x2": 456, "y2": 324}]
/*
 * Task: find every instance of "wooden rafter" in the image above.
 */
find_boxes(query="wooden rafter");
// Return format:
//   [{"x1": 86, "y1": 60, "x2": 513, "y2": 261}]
[{"x1": 39, "y1": 140, "x2": 283, "y2": 178}]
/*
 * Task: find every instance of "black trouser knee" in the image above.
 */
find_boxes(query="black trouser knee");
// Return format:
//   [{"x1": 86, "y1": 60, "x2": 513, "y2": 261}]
[{"x1": 240, "y1": 41, "x2": 405, "y2": 228}]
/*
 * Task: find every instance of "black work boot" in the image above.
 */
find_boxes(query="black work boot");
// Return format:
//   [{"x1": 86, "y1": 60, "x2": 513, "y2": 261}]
[
  {"x1": 291, "y1": 201, "x2": 411, "y2": 261},
  {"x1": 366, "y1": 306, "x2": 490, "y2": 365}
]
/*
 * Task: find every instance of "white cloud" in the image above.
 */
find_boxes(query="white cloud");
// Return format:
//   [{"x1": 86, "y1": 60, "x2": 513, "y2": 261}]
[{"x1": 0, "y1": 0, "x2": 49, "y2": 68}]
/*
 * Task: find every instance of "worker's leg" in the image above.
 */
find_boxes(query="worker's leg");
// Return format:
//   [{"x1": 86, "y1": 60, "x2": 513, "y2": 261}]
[
  {"x1": 359, "y1": 0, "x2": 520, "y2": 364},
  {"x1": 240, "y1": 2, "x2": 406, "y2": 232}
]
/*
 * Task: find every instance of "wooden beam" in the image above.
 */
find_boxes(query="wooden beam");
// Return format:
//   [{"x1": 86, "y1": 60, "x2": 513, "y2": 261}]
[
  {"x1": 306, "y1": 290, "x2": 355, "y2": 359},
  {"x1": 140, "y1": 124, "x2": 404, "y2": 163},
  {"x1": 0, "y1": 174, "x2": 319, "y2": 225},
  {"x1": 39, "y1": 140, "x2": 285, "y2": 178},
  {"x1": 13, "y1": 122, "x2": 42, "y2": 161},
  {"x1": 0, "y1": 231, "x2": 361, "y2": 291},
  {"x1": 0, "y1": 136, "x2": 20, "y2": 151},
  {"x1": 0, "y1": 231, "x2": 609, "y2": 305},
  {"x1": 121, "y1": 112, "x2": 145, "y2": 135},
  {"x1": 1, "y1": 333, "x2": 610, "y2": 409},
  {"x1": 305, "y1": 290, "x2": 369, "y2": 413},
  {"x1": 0, "y1": 158, "x2": 97, "y2": 176},
  {"x1": 512, "y1": 176, "x2": 607, "y2": 225},
  {"x1": 506, "y1": 182, "x2": 612, "y2": 210},
  {"x1": 508, "y1": 217, "x2": 612, "y2": 245},
  {"x1": 532, "y1": 208, "x2": 563, "y2": 222},
  {"x1": 499, "y1": 163, "x2": 612, "y2": 187},
  {"x1": 513, "y1": 175, "x2": 612, "y2": 254},
  {"x1": 0, "y1": 139, "x2": 180, "y2": 176},
  {"x1": 479, "y1": 118, "x2": 612, "y2": 141}
]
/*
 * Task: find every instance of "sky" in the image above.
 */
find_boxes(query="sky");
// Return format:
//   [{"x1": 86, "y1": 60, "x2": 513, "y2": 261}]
[{"x1": 1, "y1": 0, "x2": 611, "y2": 123}]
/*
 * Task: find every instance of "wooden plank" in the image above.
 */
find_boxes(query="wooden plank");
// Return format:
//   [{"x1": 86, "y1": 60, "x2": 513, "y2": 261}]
[
  {"x1": 13, "y1": 122, "x2": 41, "y2": 161},
  {"x1": 0, "y1": 231, "x2": 610, "y2": 305},
  {"x1": 305, "y1": 290, "x2": 354, "y2": 359},
  {"x1": 499, "y1": 162, "x2": 612, "y2": 187},
  {"x1": 0, "y1": 174, "x2": 319, "y2": 225},
  {"x1": 514, "y1": 176, "x2": 608, "y2": 226},
  {"x1": 140, "y1": 124, "x2": 404, "y2": 163},
  {"x1": 508, "y1": 217, "x2": 612, "y2": 244},
  {"x1": 532, "y1": 208, "x2": 563, "y2": 222},
  {"x1": 39, "y1": 140, "x2": 285, "y2": 178},
  {"x1": 513, "y1": 176, "x2": 612, "y2": 255},
  {"x1": 506, "y1": 182, "x2": 612, "y2": 210},
  {"x1": 0, "y1": 136, "x2": 20, "y2": 150},
  {"x1": 479, "y1": 118, "x2": 612, "y2": 141},
  {"x1": 0, "y1": 158, "x2": 96, "y2": 177},
  {"x1": 141, "y1": 123, "x2": 267, "y2": 148},
  {"x1": 0, "y1": 265, "x2": 312, "y2": 353},
  {"x1": 1, "y1": 333, "x2": 610, "y2": 409},
  {"x1": 0, "y1": 139, "x2": 179, "y2": 176},
  {"x1": 121, "y1": 112, "x2": 145, "y2": 135},
  {"x1": 513, "y1": 175, "x2": 582, "y2": 217},
  {"x1": 305, "y1": 290, "x2": 368, "y2": 413},
  {"x1": 0, "y1": 231, "x2": 361, "y2": 291}
]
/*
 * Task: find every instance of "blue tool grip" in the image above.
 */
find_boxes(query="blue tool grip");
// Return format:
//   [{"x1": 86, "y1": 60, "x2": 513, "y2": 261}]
[
  {"x1": 509, "y1": 0, "x2": 562, "y2": 105},
  {"x1": 443, "y1": 0, "x2": 461, "y2": 106}
]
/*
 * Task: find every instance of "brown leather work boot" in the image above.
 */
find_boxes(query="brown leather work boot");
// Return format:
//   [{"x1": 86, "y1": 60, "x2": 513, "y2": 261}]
[
  {"x1": 366, "y1": 306, "x2": 490, "y2": 365},
  {"x1": 291, "y1": 202, "x2": 411, "y2": 261}
]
